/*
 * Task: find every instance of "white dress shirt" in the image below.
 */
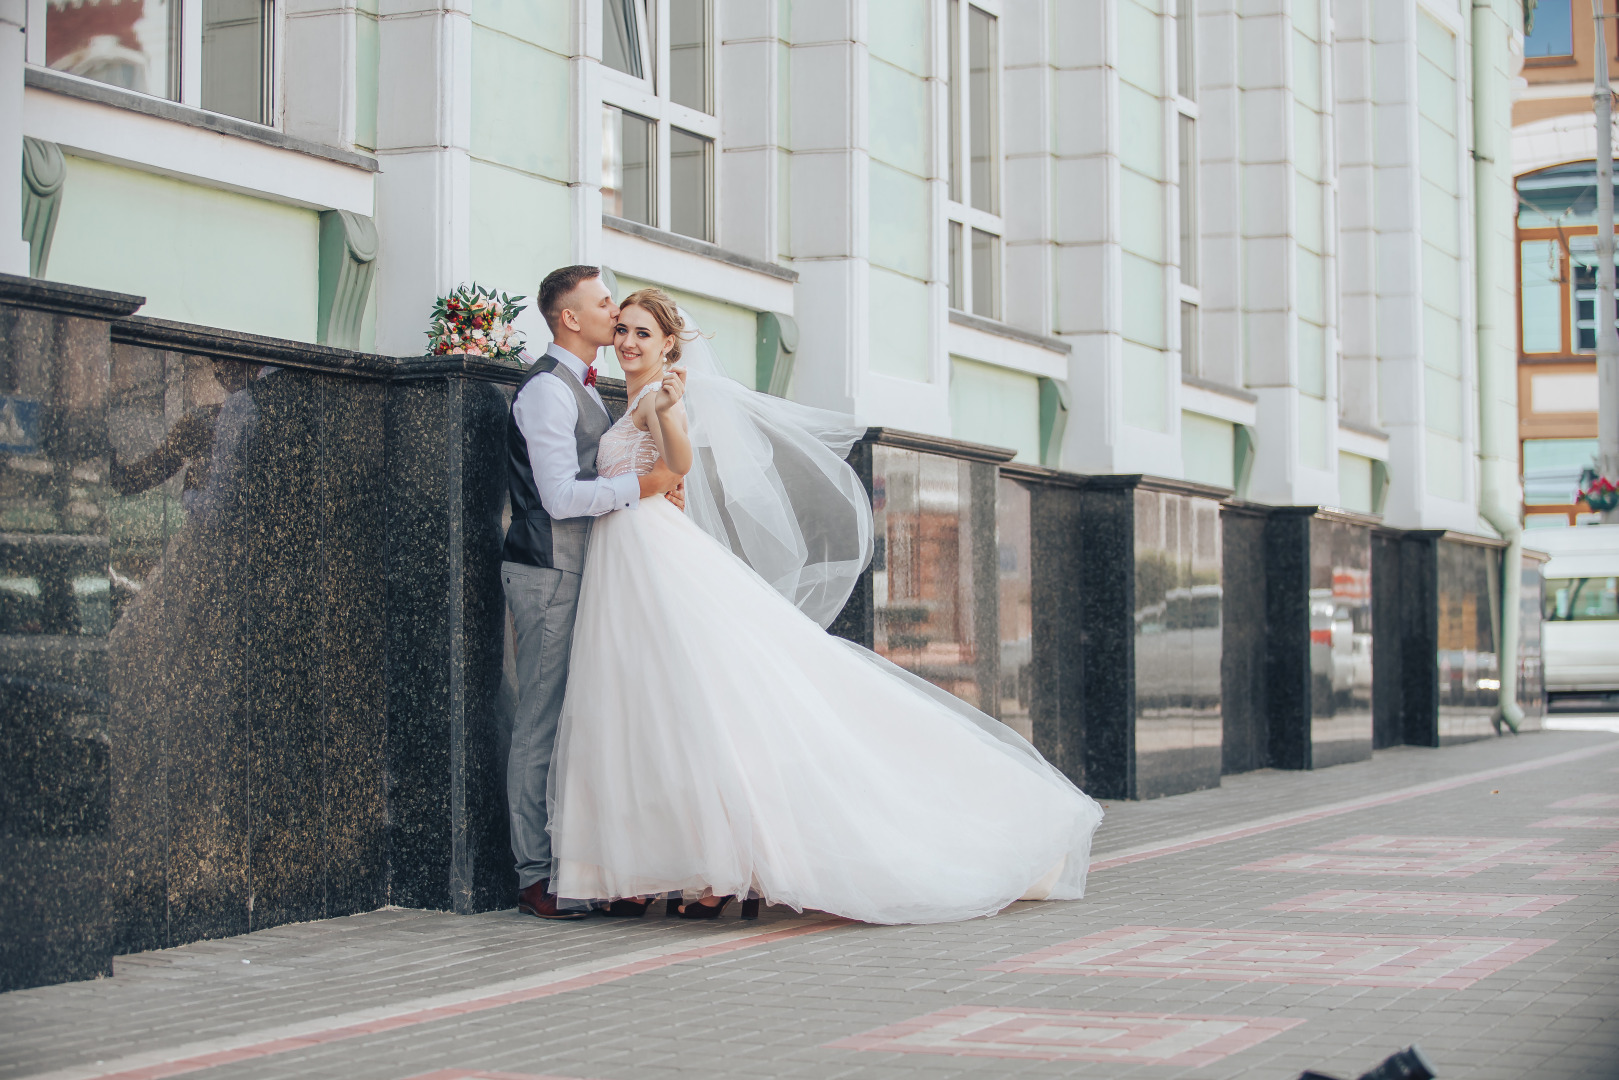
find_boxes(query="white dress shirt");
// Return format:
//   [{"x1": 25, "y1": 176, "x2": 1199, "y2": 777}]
[{"x1": 512, "y1": 343, "x2": 641, "y2": 519}]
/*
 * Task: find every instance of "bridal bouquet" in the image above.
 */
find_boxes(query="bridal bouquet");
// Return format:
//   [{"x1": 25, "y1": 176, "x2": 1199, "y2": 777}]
[{"x1": 426, "y1": 284, "x2": 526, "y2": 360}]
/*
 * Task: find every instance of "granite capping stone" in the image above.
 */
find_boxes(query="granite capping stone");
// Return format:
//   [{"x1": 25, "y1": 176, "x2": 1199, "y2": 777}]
[
  {"x1": 603, "y1": 215, "x2": 799, "y2": 282},
  {"x1": 1085, "y1": 473, "x2": 1235, "y2": 501},
  {"x1": 112, "y1": 316, "x2": 398, "y2": 379},
  {"x1": 999, "y1": 461, "x2": 1088, "y2": 488},
  {"x1": 0, "y1": 272, "x2": 144, "y2": 319},
  {"x1": 25, "y1": 67, "x2": 380, "y2": 173},
  {"x1": 947, "y1": 309, "x2": 1073, "y2": 355},
  {"x1": 859, "y1": 427, "x2": 1018, "y2": 464}
]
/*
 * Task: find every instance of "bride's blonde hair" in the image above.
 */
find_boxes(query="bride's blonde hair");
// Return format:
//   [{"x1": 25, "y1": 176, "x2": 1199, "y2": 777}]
[{"x1": 618, "y1": 288, "x2": 690, "y2": 365}]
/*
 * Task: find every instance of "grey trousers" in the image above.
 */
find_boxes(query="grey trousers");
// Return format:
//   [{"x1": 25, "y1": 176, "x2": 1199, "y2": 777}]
[{"x1": 503, "y1": 560, "x2": 583, "y2": 890}]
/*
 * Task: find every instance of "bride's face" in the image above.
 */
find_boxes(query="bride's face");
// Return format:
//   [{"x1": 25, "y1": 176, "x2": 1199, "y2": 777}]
[{"x1": 613, "y1": 304, "x2": 670, "y2": 379}]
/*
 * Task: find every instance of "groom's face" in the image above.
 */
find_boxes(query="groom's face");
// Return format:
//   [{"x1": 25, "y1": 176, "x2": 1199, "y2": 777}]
[{"x1": 564, "y1": 277, "x2": 620, "y2": 349}]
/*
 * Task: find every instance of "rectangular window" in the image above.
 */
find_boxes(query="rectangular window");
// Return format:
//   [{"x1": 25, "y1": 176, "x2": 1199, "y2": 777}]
[
  {"x1": 602, "y1": 105, "x2": 655, "y2": 225},
  {"x1": 669, "y1": 127, "x2": 713, "y2": 241},
  {"x1": 1178, "y1": 113, "x2": 1197, "y2": 288},
  {"x1": 603, "y1": 0, "x2": 650, "y2": 79},
  {"x1": 669, "y1": 0, "x2": 711, "y2": 113},
  {"x1": 1525, "y1": 0, "x2": 1574, "y2": 59},
  {"x1": 1569, "y1": 236, "x2": 1619, "y2": 352},
  {"x1": 967, "y1": 5, "x2": 998, "y2": 215},
  {"x1": 1180, "y1": 300, "x2": 1198, "y2": 375},
  {"x1": 1176, "y1": 0, "x2": 1196, "y2": 100},
  {"x1": 1524, "y1": 437, "x2": 1599, "y2": 504},
  {"x1": 948, "y1": 0, "x2": 961, "y2": 202},
  {"x1": 201, "y1": 0, "x2": 269, "y2": 123},
  {"x1": 949, "y1": 221, "x2": 964, "y2": 310},
  {"x1": 1544, "y1": 577, "x2": 1619, "y2": 621},
  {"x1": 47, "y1": 0, "x2": 178, "y2": 100},
  {"x1": 971, "y1": 227, "x2": 999, "y2": 318},
  {"x1": 1521, "y1": 239, "x2": 1564, "y2": 354}
]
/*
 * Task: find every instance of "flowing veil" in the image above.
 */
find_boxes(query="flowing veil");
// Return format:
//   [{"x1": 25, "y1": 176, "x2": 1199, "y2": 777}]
[
  {"x1": 673, "y1": 312, "x2": 1099, "y2": 900},
  {"x1": 674, "y1": 312, "x2": 873, "y2": 629}
]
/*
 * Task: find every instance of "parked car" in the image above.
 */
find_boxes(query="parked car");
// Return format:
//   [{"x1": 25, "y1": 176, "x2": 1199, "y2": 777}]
[{"x1": 1531, "y1": 523, "x2": 1619, "y2": 708}]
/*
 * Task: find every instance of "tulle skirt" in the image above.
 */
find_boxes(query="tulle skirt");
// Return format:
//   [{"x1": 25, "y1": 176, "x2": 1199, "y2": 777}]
[{"x1": 548, "y1": 496, "x2": 1104, "y2": 925}]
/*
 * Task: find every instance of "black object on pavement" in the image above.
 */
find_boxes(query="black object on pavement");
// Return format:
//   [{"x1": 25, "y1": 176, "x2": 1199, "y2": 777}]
[{"x1": 1294, "y1": 1045, "x2": 1437, "y2": 1080}]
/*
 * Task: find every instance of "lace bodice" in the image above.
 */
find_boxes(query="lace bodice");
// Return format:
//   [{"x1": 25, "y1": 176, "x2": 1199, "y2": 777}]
[{"x1": 596, "y1": 382, "x2": 661, "y2": 479}]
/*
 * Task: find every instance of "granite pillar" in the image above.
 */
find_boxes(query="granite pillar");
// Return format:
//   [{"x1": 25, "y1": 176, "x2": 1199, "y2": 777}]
[
  {"x1": 1519, "y1": 549, "x2": 1548, "y2": 728},
  {"x1": 1220, "y1": 504, "x2": 1270, "y2": 773},
  {"x1": 1078, "y1": 477, "x2": 1228, "y2": 800}
]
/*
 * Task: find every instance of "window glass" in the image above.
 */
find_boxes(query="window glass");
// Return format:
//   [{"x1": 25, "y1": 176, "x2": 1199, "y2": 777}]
[
  {"x1": 1521, "y1": 240, "x2": 1564, "y2": 354},
  {"x1": 948, "y1": 221, "x2": 964, "y2": 310},
  {"x1": 1525, "y1": 0, "x2": 1574, "y2": 58},
  {"x1": 602, "y1": 106, "x2": 655, "y2": 225},
  {"x1": 603, "y1": 0, "x2": 648, "y2": 79},
  {"x1": 1176, "y1": 0, "x2": 1195, "y2": 100},
  {"x1": 1545, "y1": 577, "x2": 1619, "y2": 621},
  {"x1": 670, "y1": 0, "x2": 710, "y2": 112},
  {"x1": 1568, "y1": 235, "x2": 1619, "y2": 352},
  {"x1": 971, "y1": 227, "x2": 998, "y2": 319},
  {"x1": 670, "y1": 128, "x2": 713, "y2": 241},
  {"x1": 1179, "y1": 114, "x2": 1197, "y2": 287},
  {"x1": 948, "y1": 0, "x2": 961, "y2": 202},
  {"x1": 1523, "y1": 438, "x2": 1599, "y2": 505},
  {"x1": 47, "y1": 0, "x2": 176, "y2": 98},
  {"x1": 1180, "y1": 300, "x2": 1197, "y2": 375},
  {"x1": 201, "y1": 0, "x2": 266, "y2": 123},
  {"x1": 1518, "y1": 162, "x2": 1619, "y2": 229},
  {"x1": 967, "y1": 5, "x2": 997, "y2": 214}
]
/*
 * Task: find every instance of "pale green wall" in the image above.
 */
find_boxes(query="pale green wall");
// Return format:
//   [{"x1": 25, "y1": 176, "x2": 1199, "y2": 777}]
[
  {"x1": 470, "y1": 22, "x2": 571, "y2": 182},
  {"x1": 469, "y1": 162, "x2": 571, "y2": 314},
  {"x1": 613, "y1": 275, "x2": 758, "y2": 389},
  {"x1": 1122, "y1": 341, "x2": 1167, "y2": 431},
  {"x1": 49, "y1": 156, "x2": 319, "y2": 341},
  {"x1": 1181, "y1": 411, "x2": 1235, "y2": 487},
  {"x1": 869, "y1": 269, "x2": 931, "y2": 382},
  {"x1": 1338, "y1": 451, "x2": 1374, "y2": 513},
  {"x1": 950, "y1": 358, "x2": 1040, "y2": 462},
  {"x1": 1298, "y1": 392, "x2": 1329, "y2": 470}
]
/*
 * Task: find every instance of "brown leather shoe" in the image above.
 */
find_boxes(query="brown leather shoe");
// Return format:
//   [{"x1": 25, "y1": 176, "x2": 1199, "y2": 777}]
[{"x1": 516, "y1": 878, "x2": 587, "y2": 920}]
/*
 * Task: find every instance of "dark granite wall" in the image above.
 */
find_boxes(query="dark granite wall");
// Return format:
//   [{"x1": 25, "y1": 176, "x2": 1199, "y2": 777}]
[
  {"x1": 1021, "y1": 474, "x2": 1086, "y2": 786},
  {"x1": 1519, "y1": 554, "x2": 1547, "y2": 725},
  {"x1": 1220, "y1": 505, "x2": 1269, "y2": 773},
  {"x1": 1436, "y1": 539, "x2": 1503, "y2": 744}
]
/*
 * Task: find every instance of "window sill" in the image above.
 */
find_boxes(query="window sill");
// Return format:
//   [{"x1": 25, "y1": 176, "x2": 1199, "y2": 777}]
[
  {"x1": 1180, "y1": 373, "x2": 1258, "y2": 404},
  {"x1": 1524, "y1": 55, "x2": 1578, "y2": 67},
  {"x1": 947, "y1": 309, "x2": 1071, "y2": 355},
  {"x1": 25, "y1": 67, "x2": 379, "y2": 173},
  {"x1": 1338, "y1": 417, "x2": 1390, "y2": 441},
  {"x1": 602, "y1": 216, "x2": 798, "y2": 283}
]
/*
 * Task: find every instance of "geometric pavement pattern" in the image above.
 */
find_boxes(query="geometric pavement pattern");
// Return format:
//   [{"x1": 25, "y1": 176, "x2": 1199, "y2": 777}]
[
  {"x1": 1239, "y1": 834, "x2": 1619, "y2": 879},
  {"x1": 1531, "y1": 815, "x2": 1619, "y2": 828},
  {"x1": 1550, "y1": 794, "x2": 1619, "y2": 809},
  {"x1": 825, "y1": 1006, "x2": 1304, "y2": 1066},
  {"x1": 1263, "y1": 889, "x2": 1577, "y2": 917},
  {"x1": 982, "y1": 926, "x2": 1556, "y2": 988}
]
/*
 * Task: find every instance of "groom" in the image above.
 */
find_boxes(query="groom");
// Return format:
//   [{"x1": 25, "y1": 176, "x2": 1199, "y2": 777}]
[{"x1": 503, "y1": 265, "x2": 684, "y2": 919}]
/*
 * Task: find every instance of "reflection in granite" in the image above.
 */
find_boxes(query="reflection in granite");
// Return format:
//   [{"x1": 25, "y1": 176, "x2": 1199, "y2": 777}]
[
  {"x1": 1080, "y1": 479, "x2": 1226, "y2": 800},
  {"x1": 996, "y1": 478, "x2": 1034, "y2": 742},
  {"x1": 1372, "y1": 530, "x2": 1439, "y2": 746},
  {"x1": 1519, "y1": 555, "x2": 1547, "y2": 727},
  {"x1": 1435, "y1": 539, "x2": 1502, "y2": 745},
  {"x1": 869, "y1": 447, "x2": 999, "y2": 714},
  {"x1": 1220, "y1": 505, "x2": 1268, "y2": 773},
  {"x1": 1021, "y1": 475, "x2": 1085, "y2": 785},
  {"x1": 1307, "y1": 516, "x2": 1374, "y2": 767}
]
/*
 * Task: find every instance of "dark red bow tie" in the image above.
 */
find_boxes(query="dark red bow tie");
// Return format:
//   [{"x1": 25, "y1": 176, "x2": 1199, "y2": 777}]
[{"x1": 583, "y1": 365, "x2": 598, "y2": 388}]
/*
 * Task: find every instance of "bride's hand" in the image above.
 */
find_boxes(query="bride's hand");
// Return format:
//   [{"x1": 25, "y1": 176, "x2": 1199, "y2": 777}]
[
  {"x1": 656, "y1": 366, "x2": 687, "y2": 411},
  {"x1": 664, "y1": 478, "x2": 685, "y2": 510}
]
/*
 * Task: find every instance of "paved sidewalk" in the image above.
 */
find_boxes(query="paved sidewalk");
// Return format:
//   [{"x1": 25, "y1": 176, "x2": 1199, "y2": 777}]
[{"x1": 2, "y1": 730, "x2": 1617, "y2": 1080}]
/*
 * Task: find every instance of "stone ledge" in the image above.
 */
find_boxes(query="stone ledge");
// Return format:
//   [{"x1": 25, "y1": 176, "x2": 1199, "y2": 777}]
[
  {"x1": 1181, "y1": 374, "x2": 1259, "y2": 404},
  {"x1": 603, "y1": 216, "x2": 799, "y2": 283},
  {"x1": 111, "y1": 316, "x2": 398, "y2": 377},
  {"x1": 860, "y1": 426, "x2": 1018, "y2": 465},
  {"x1": 1087, "y1": 473, "x2": 1236, "y2": 501},
  {"x1": 0, "y1": 272, "x2": 145, "y2": 319},
  {"x1": 948, "y1": 309, "x2": 1073, "y2": 355},
  {"x1": 25, "y1": 67, "x2": 380, "y2": 173}
]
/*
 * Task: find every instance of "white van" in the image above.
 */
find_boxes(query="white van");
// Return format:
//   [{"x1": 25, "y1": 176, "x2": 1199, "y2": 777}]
[{"x1": 1531, "y1": 523, "x2": 1619, "y2": 705}]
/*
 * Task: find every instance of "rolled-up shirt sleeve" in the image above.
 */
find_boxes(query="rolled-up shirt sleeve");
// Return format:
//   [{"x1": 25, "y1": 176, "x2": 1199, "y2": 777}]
[{"x1": 513, "y1": 374, "x2": 640, "y2": 519}]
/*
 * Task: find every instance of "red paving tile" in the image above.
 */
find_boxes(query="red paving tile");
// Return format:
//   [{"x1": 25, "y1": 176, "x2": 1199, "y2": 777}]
[
  {"x1": 984, "y1": 926, "x2": 1555, "y2": 988},
  {"x1": 1263, "y1": 889, "x2": 1577, "y2": 917},
  {"x1": 826, "y1": 1006, "x2": 1303, "y2": 1066}
]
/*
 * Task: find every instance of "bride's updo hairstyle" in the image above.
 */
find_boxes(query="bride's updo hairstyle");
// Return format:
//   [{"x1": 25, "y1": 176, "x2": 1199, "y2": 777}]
[{"x1": 618, "y1": 287, "x2": 690, "y2": 365}]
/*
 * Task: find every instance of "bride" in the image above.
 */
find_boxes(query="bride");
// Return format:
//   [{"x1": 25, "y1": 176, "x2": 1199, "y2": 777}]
[{"x1": 546, "y1": 288, "x2": 1103, "y2": 925}]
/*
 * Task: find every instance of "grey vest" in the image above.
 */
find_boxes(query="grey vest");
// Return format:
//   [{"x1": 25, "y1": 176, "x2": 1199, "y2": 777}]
[{"x1": 501, "y1": 357, "x2": 613, "y2": 573}]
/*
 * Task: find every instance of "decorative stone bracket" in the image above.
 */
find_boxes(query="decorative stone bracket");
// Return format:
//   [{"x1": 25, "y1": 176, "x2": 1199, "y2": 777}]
[
  {"x1": 317, "y1": 209, "x2": 377, "y2": 350},
  {"x1": 755, "y1": 311, "x2": 797, "y2": 397},
  {"x1": 1037, "y1": 376, "x2": 1068, "y2": 468},
  {"x1": 21, "y1": 137, "x2": 65, "y2": 278}
]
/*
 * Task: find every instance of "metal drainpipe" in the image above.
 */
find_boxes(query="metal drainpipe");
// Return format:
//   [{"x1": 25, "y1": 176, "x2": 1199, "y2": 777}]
[{"x1": 1473, "y1": 0, "x2": 1524, "y2": 732}]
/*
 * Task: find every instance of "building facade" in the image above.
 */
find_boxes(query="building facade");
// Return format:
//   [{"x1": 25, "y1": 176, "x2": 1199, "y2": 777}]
[{"x1": 1512, "y1": 0, "x2": 1610, "y2": 526}]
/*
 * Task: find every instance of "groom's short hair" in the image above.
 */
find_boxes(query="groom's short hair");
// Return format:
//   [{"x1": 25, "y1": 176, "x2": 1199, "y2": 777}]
[{"x1": 539, "y1": 265, "x2": 603, "y2": 331}]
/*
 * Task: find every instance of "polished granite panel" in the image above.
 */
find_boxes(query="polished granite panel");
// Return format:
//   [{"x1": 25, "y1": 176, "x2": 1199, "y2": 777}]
[
  {"x1": 1307, "y1": 516, "x2": 1374, "y2": 767},
  {"x1": 828, "y1": 443, "x2": 875, "y2": 648},
  {"x1": 1261, "y1": 510, "x2": 1314, "y2": 769},
  {"x1": 1370, "y1": 530, "x2": 1407, "y2": 750},
  {"x1": 868, "y1": 446, "x2": 999, "y2": 714},
  {"x1": 1436, "y1": 539, "x2": 1503, "y2": 745},
  {"x1": 1077, "y1": 487, "x2": 1134, "y2": 798},
  {"x1": 1518, "y1": 555, "x2": 1546, "y2": 726},
  {"x1": 1023, "y1": 479, "x2": 1084, "y2": 785},
  {"x1": 995, "y1": 477, "x2": 1034, "y2": 742},
  {"x1": 1220, "y1": 506, "x2": 1269, "y2": 773}
]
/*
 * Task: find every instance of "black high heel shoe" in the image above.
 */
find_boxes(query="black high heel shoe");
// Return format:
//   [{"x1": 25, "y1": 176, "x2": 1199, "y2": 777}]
[
  {"x1": 677, "y1": 895, "x2": 735, "y2": 919},
  {"x1": 601, "y1": 897, "x2": 651, "y2": 917}
]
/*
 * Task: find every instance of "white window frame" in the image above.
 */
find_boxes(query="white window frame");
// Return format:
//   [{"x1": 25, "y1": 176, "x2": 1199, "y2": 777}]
[
  {"x1": 1172, "y1": 0, "x2": 1201, "y2": 374},
  {"x1": 600, "y1": 0, "x2": 722, "y2": 241},
  {"x1": 944, "y1": 0, "x2": 1004, "y2": 320},
  {"x1": 24, "y1": 0, "x2": 280, "y2": 127}
]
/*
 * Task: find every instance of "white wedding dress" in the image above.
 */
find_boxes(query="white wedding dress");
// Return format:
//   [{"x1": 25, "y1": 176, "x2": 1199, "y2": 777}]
[{"x1": 547, "y1": 382, "x2": 1103, "y2": 925}]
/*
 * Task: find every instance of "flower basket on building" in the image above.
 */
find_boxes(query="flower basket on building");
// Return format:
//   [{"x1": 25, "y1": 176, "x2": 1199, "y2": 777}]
[
  {"x1": 1578, "y1": 467, "x2": 1619, "y2": 513},
  {"x1": 426, "y1": 284, "x2": 526, "y2": 361}
]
